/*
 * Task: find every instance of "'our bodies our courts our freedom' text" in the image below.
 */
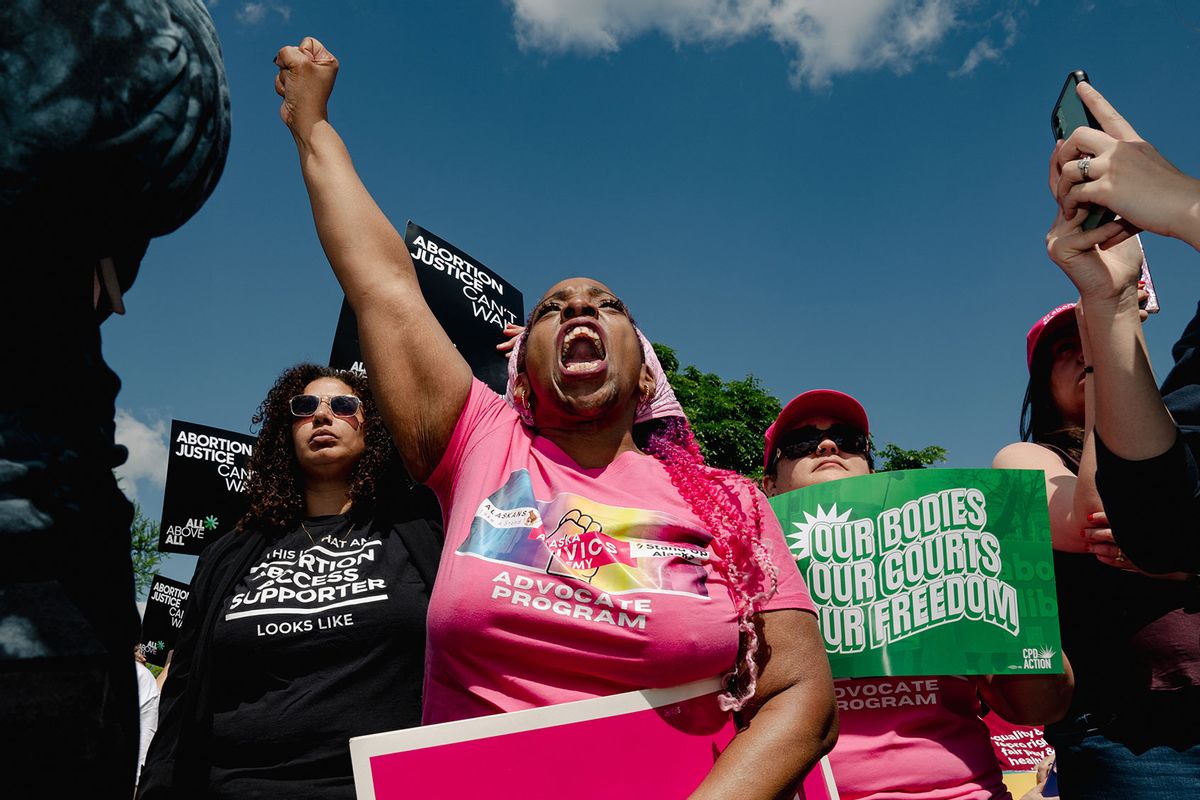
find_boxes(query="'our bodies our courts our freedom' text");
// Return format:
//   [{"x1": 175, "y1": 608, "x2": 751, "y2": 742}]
[{"x1": 792, "y1": 488, "x2": 1021, "y2": 654}]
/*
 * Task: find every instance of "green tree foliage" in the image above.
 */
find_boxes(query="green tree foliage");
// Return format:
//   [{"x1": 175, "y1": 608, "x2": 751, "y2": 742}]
[
  {"x1": 653, "y1": 344, "x2": 781, "y2": 480},
  {"x1": 876, "y1": 442, "x2": 949, "y2": 472},
  {"x1": 130, "y1": 503, "x2": 166, "y2": 598}
]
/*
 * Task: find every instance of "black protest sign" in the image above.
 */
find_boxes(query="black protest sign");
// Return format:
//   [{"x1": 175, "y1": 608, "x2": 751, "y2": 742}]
[
  {"x1": 329, "y1": 298, "x2": 363, "y2": 378},
  {"x1": 158, "y1": 419, "x2": 255, "y2": 554},
  {"x1": 328, "y1": 221, "x2": 524, "y2": 393},
  {"x1": 138, "y1": 575, "x2": 191, "y2": 666}
]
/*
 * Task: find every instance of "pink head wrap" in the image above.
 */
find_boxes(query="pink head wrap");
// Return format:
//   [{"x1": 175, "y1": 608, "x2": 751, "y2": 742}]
[{"x1": 504, "y1": 325, "x2": 685, "y2": 427}]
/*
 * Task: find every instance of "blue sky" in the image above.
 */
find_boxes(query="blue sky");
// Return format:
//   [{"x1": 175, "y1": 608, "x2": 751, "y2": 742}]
[{"x1": 109, "y1": 0, "x2": 1200, "y2": 588}]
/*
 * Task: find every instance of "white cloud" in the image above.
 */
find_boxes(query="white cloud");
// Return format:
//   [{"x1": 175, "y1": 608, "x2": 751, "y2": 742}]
[
  {"x1": 950, "y1": 9, "x2": 1019, "y2": 77},
  {"x1": 114, "y1": 409, "x2": 169, "y2": 505},
  {"x1": 508, "y1": 0, "x2": 969, "y2": 88},
  {"x1": 951, "y1": 38, "x2": 1000, "y2": 77},
  {"x1": 236, "y1": 2, "x2": 291, "y2": 25},
  {"x1": 237, "y1": 2, "x2": 267, "y2": 24}
]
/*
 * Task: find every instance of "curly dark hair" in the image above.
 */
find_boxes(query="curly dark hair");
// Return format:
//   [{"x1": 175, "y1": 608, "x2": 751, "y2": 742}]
[{"x1": 237, "y1": 363, "x2": 403, "y2": 535}]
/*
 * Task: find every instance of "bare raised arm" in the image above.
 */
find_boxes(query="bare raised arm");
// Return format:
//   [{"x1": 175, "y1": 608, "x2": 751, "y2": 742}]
[
  {"x1": 276, "y1": 38, "x2": 471, "y2": 480},
  {"x1": 1043, "y1": 176, "x2": 1176, "y2": 465}
]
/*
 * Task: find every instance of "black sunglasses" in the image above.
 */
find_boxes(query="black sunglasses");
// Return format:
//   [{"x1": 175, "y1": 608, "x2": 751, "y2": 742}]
[
  {"x1": 289, "y1": 394, "x2": 362, "y2": 418},
  {"x1": 776, "y1": 424, "x2": 869, "y2": 462}
]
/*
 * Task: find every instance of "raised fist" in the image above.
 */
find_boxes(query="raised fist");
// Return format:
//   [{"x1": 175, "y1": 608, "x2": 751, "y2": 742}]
[{"x1": 274, "y1": 36, "x2": 339, "y2": 131}]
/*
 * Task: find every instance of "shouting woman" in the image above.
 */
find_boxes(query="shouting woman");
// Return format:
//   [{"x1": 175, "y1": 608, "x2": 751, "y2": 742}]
[{"x1": 274, "y1": 36, "x2": 837, "y2": 799}]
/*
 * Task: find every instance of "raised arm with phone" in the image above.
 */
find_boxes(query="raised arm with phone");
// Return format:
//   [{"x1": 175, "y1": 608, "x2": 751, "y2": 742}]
[
  {"x1": 1036, "y1": 76, "x2": 1200, "y2": 798},
  {"x1": 1046, "y1": 77, "x2": 1200, "y2": 574}
]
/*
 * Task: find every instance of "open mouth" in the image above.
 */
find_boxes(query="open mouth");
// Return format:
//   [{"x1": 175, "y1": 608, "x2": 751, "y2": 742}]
[{"x1": 559, "y1": 323, "x2": 607, "y2": 374}]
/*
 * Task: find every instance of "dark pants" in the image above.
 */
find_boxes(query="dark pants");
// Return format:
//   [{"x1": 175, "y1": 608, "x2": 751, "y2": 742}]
[{"x1": 1049, "y1": 695, "x2": 1200, "y2": 798}]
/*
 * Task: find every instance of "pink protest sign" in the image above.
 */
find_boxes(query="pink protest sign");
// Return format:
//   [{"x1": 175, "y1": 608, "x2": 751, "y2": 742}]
[
  {"x1": 351, "y1": 678, "x2": 838, "y2": 800},
  {"x1": 983, "y1": 712, "x2": 1053, "y2": 773},
  {"x1": 983, "y1": 711, "x2": 1054, "y2": 798}
]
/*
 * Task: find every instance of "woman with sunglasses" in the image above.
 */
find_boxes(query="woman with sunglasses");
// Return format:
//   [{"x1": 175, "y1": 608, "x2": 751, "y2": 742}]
[
  {"x1": 138, "y1": 363, "x2": 443, "y2": 800},
  {"x1": 274, "y1": 37, "x2": 836, "y2": 799},
  {"x1": 989, "y1": 209, "x2": 1200, "y2": 795},
  {"x1": 764, "y1": 392, "x2": 1072, "y2": 800}
]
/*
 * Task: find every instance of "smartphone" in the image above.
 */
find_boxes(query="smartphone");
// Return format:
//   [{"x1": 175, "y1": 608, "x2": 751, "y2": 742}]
[
  {"x1": 1050, "y1": 70, "x2": 1116, "y2": 230},
  {"x1": 1042, "y1": 759, "x2": 1059, "y2": 798}
]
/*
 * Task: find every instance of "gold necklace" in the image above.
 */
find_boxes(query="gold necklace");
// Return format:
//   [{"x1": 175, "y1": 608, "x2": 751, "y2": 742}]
[{"x1": 300, "y1": 518, "x2": 352, "y2": 547}]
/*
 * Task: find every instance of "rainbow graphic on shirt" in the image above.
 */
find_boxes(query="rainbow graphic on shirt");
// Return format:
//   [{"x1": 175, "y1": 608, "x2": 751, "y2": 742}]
[{"x1": 457, "y1": 469, "x2": 712, "y2": 597}]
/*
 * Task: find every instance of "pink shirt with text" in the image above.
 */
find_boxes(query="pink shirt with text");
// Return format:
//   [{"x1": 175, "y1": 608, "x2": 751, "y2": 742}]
[
  {"x1": 423, "y1": 380, "x2": 814, "y2": 723},
  {"x1": 829, "y1": 675, "x2": 1011, "y2": 800}
]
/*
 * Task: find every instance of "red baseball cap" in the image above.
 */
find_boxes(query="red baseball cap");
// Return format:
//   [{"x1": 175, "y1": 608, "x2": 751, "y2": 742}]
[
  {"x1": 1025, "y1": 303, "x2": 1078, "y2": 370},
  {"x1": 763, "y1": 390, "x2": 870, "y2": 472}
]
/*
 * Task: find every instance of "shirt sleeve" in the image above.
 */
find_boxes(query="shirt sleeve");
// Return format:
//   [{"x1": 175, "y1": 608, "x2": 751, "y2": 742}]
[
  {"x1": 136, "y1": 534, "x2": 225, "y2": 798},
  {"x1": 751, "y1": 488, "x2": 816, "y2": 615},
  {"x1": 1095, "y1": 428, "x2": 1200, "y2": 574},
  {"x1": 135, "y1": 664, "x2": 160, "y2": 782},
  {"x1": 425, "y1": 378, "x2": 519, "y2": 503},
  {"x1": 1160, "y1": 299, "x2": 1200, "y2": 402}
]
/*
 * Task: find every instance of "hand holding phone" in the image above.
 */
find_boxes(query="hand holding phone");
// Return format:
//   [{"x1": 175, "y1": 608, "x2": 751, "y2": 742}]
[
  {"x1": 1051, "y1": 70, "x2": 1117, "y2": 231},
  {"x1": 1050, "y1": 72, "x2": 1162, "y2": 313}
]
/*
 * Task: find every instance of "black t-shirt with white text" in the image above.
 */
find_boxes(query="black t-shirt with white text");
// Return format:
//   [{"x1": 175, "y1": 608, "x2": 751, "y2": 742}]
[{"x1": 208, "y1": 513, "x2": 431, "y2": 799}]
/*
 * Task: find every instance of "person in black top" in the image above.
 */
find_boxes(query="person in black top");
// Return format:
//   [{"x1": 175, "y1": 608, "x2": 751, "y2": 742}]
[
  {"x1": 138, "y1": 363, "x2": 443, "y2": 799},
  {"x1": 993, "y1": 296, "x2": 1200, "y2": 796},
  {"x1": 1047, "y1": 79, "x2": 1200, "y2": 573}
]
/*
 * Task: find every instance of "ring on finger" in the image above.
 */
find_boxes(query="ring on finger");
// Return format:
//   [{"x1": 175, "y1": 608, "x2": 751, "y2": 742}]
[{"x1": 1079, "y1": 155, "x2": 1092, "y2": 181}]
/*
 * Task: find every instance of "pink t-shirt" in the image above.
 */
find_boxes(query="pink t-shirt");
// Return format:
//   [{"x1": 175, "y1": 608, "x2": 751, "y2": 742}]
[
  {"x1": 423, "y1": 380, "x2": 815, "y2": 723},
  {"x1": 829, "y1": 675, "x2": 1011, "y2": 800}
]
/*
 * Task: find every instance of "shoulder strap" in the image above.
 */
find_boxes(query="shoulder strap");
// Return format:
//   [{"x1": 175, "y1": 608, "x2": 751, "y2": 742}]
[{"x1": 1037, "y1": 442, "x2": 1081, "y2": 475}]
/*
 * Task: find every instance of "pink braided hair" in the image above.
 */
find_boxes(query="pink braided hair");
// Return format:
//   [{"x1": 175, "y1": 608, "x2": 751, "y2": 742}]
[{"x1": 642, "y1": 416, "x2": 780, "y2": 711}]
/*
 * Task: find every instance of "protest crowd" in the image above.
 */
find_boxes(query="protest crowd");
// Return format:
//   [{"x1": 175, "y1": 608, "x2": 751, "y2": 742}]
[{"x1": 2, "y1": 3, "x2": 1199, "y2": 798}]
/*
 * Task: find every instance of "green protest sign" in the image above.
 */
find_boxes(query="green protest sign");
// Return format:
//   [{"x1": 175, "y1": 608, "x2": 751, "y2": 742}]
[{"x1": 768, "y1": 469, "x2": 1062, "y2": 677}]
